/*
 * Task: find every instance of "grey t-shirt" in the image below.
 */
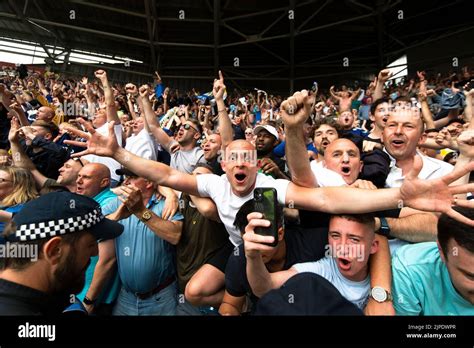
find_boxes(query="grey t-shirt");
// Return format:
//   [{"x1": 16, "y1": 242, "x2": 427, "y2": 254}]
[{"x1": 170, "y1": 147, "x2": 206, "y2": 174}]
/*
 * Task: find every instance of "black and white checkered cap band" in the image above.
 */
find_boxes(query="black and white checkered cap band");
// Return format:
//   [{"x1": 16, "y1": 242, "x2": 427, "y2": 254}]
[{"x1": 15, "y1": 208, "x2": 104, "y2": 241}]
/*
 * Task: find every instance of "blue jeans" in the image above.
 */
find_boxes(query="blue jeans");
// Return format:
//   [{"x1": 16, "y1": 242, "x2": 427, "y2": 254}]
[
  {"x1": 176, "y1": 299, "x2": 219, "y2": 316},
  {"x1": 112, "y1": 282, "x2": 177, "y2": 316}
]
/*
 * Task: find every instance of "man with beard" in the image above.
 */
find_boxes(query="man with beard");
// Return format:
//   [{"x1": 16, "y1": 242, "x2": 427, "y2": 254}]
[
  {"x1": 254, "y1": 124, "x2": 289, "y2": 180},
  {"x1": 311, "y1": 118, "x2": 340, "y2": 162},
  {"x1": 0, "y1": 191, "x2": 123, "y2": 315}
]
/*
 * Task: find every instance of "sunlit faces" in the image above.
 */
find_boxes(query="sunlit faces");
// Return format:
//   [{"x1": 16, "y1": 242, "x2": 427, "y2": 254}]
[
  {"x1": 382, "y1": 109, "x2": 425, "y2": 161},
  {"x1": 221, "y1": 141, "x2": 258, "y2": 197},
  {"x1": 76, "y1": 164, "x2": 110, "y2": 198},
  {"x1": 313, "y1": 124, "x2": 339, "y2": 155},
  {"x1": 57, "y1": 159, "x2": 83, "y2": 185},
  {"x1": 132, "y1": 117, "x2": 145, "y2": 134},
  {"x1": 323, "y1": 139, "x2": 363, "y2": 185},
  {"x1": 203, "y1": 133, "x2": 222, "y2": 161},
  {"x1": 439, "y1": 239, "x2": 474, "y2": 305},
  {"x1": 326, "y1": 216, "x2": 378, "y2": 282},
  {"x1": 91, "y1": 108, "x2": 107, "y2": 128},
  {"x1": 337, "y1": 111, "x2": 354, "y2": 130},
  {"x1": 370, "y1": 102, "x2": 391, "y2": 131},
  {"x1": 176, "y1": 122, "x2": 200, "y2": 145}
]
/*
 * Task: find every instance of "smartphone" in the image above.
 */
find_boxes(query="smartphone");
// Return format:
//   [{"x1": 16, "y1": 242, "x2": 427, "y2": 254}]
[
  {"x1": 253, "y1": 187, "x2": 279, "y2": 247},
  {"x1": 210, "y1": 99, "x2": 218, "y2": 116}
]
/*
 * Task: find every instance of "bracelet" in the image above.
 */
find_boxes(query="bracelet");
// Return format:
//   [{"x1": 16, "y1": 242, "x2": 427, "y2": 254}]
[{"x1": 83, "y1": 296, "x2": 96, "y2": 305}]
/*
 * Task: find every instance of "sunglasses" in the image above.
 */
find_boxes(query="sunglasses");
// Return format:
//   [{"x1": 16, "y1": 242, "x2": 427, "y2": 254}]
[
  {"x1": 73, "y1": 157, "x2": 84, "y2": 167},
  {"x1": 180, "y1": 123, "x2": 199, "y2": 132},
  {"x1": 245, "y1": 132, "x2": 253, "y2": 135}
]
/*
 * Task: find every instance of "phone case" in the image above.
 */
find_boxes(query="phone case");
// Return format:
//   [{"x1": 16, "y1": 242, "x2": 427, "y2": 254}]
[{"x1": 253, "y1": 187, "x2": 279, "y2": 247}]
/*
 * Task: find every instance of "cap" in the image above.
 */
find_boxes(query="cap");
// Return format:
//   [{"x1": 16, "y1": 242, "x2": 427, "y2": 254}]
[
  {"x1": 115, "y1": 167, "x2": 138, "y2": 177},
  {"x1": 254, "y1": 272, "x2": 364, "y2": 315},
  {"x1": 253, "y1": 124, "x2": 278, "y2": 139},
  {"x1": 7, "y1": 191, "x2": 123, "y2": 243}
]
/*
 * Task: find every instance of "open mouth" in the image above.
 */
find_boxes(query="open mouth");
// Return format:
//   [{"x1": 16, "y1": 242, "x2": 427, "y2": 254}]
[
  {"x1": 391, "y1": 139, "x2": 405, "y2": 147},
  {"x1": 321, "y1": 139, "x2": 330, "y2": 147},
  {"x1": 235, "y1": 173, "x2": 247, "y2": 183},
  {"x1": 341, "y1": 166, "x2": 351, "y2": 175},
  {"x1": 337, "y1": 257, "x2": 351, "y2": 271},
  {"x1": 382, "y1": 117, "x2": 388, "y2": 123}
]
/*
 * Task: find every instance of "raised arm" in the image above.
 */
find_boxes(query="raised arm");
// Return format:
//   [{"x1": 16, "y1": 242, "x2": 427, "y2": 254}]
[
  {"x1": 94, "y1": 70, "x2": 120, "y2": 125},
  {"x1": 213, "y1": 71, "x2": 233, "y2": 150},
  {"x1": 135, "y1": 83, "x2": 174, "y2": 152},
  {"x1": 69, "y1": 119, "x2": 199, "y2": 195},
  {"x1": 281, "y1": 91, "x2": 317, "y2": 187},
  {"x1": 373, "y1": 69, "x2": 392, "y2": 102}
]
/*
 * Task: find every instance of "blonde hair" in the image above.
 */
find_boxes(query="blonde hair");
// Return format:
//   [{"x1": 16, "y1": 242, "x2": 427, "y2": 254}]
[{"x1": 0, "y1": 166, "x2": 39, "y2": 207}]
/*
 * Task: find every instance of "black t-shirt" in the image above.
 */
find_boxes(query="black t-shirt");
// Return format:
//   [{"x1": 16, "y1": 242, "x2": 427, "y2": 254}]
[
  {"x1": 176, "y1": 195, "x2": 229, "y2": 293},
  {"x1": 224, "y1": 225, "x2": 328, "y2": 312}
]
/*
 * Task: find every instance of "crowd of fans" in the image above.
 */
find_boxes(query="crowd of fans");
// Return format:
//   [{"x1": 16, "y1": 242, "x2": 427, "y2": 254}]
[{"x1": 0, "y1": 62, "x2": 473, "y2": 316}]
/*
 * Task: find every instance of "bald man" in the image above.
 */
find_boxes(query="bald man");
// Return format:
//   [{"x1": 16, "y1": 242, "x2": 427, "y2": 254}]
[
  {"x1": 75, "y1": 162, "x2": 119, "y2": 315},
  {"x1": 36, "y1": 106, "x2": 55, "y2": 123}
]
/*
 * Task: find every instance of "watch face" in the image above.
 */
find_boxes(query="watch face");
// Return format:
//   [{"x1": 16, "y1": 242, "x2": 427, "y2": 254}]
[
  {"x1": 142, "y1": 211, "x2": 152, "y2": 220},
  {"x1": 372, "y1": 287, "x2": 387, "y2": 302}
]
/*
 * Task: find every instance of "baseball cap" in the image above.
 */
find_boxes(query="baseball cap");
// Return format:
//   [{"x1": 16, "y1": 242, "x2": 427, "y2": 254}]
[
  {"x1": 115, "y1": 167, "x2": 138, "y2": 177},
  {"x1": 254, "y1": 272, "x2": 364, "y2": 315},
  {"x1": 253, "y1": 124, "x2": 278, "y2": 139},
  {"x1": 6, "y1": 191, "x2": 123, "y2": 243}
]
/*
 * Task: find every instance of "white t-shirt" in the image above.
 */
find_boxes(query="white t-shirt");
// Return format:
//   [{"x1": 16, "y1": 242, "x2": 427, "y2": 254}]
[
  {"x1": 384, "y1": 150, "x2": 454, "y2": 255},
  {"x1": 125, "y1": 129, "x2": 157, "y2": 161},
  {"x1": 292, "y1": 257, "x2": 370, "y2": 310},
  {"x1": 83, "y1": 123, "x2": 123, "y2": 182},
  {"x1": 310, "y1": 161, "x2": 347, "y2": 187},
  {"x1": 196, "y1": 172, "x2": 290, "y2": 246}
]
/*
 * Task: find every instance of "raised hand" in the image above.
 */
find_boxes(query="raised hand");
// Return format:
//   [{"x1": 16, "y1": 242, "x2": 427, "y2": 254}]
[
  {"x1": 68, "y1": 119, "x2": 119, "y2": 158},
  {"x1": 243, "y1": 212, "x2": 276, "y2": 259},
  {"x1": 280, "y1": 89, "x2": 315, "y2": 129},
  {"x1": 457, "y1": 130, "x2": 474, "y2": 158},
  {"x1": 125, "y1": 83, "x2": 138, "y2": 97},
  {"x1": 94, "y1": 69, "x2": 107, "y2": 81},
  {"x1": 81, "y1": 77, "x2": 88, "y2": 85},
  {"x1": 378, "y1": 69, "x2": 392, "y2": 83},
  {"x1": 8, "y1": 117, "x2": 21, "y2": 143},
  {"x1": 435, "y1": 128, "x2": 456, "y2": 150},
  {"x1": 117, "y1": 185, "x2": 145, "y2": 215},
  {"x1": 416, "y1": 71, "x2": 426, "y2": 81},
  {"x1": 213, "y1": 70, "x2": 226, "y2": 101},
  {"x1": 400, "y1": 156, "x2": 474, "y2": 226},
  {"x1": 139, "y1": 84, "x2": 151, "y2": 99}
]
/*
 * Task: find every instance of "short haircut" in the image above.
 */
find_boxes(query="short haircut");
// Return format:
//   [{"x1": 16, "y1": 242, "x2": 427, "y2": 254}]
[
  {"x1": 330, "y1": 214, "x2": 375, "y2": 233},
  {"x1": 370, "y1": 97, "x2": 390, "y2": 115},
  {"x1": 438, "y1": 207, "x2": 474, "y2": 257},
  {"x1": 446, "y1": 118, "x2": 465, "y2": 127},
  {"x1": 313, "y1": 117, "x2": 341, "y2": 136},
  {"x1": 31, "y1": 120, "x2": 59, "y2": 138},
  {"x1": 187, "y1": 118, "x2": 203, "y2": 134},
  {"x1": 233, "y1": 199, "x2": 283, "y2": 234}
]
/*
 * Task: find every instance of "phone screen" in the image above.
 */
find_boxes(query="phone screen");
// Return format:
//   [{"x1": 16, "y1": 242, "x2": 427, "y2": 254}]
[{"x1": 253, "y1": 188, "x2": 278, "y2": 247}]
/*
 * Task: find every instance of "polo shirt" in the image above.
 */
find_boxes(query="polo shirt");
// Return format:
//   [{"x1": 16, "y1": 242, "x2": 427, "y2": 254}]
[{"x1": 103, "y1": 195, "x2": 183, "y2": 294}]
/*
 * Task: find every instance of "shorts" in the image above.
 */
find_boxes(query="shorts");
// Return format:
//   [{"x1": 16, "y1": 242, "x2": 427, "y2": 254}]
[{"x1": 206, "y1": 240, "x2": 234, "y2": 273}]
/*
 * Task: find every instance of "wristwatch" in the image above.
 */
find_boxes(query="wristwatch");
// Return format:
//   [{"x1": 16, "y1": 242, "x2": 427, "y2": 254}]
[
  {"x1": 140, "y1": 209, "x2": 152, "y2": 222},
  {"x1": 83, "y1": 296, "x2": 96, "y2": 306},
  {"x1": 370, "y1": 286, "x2": 393, "y2": 303},
  {"x1": 377, "y1": 216, "x2": 391, "y2": 238}
]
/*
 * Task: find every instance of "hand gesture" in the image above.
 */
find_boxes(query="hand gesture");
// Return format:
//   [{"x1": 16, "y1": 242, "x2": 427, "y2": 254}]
[
  {"x1": 110, "y1": 202, "x2": 133, "y2": 221},
  {"x1": 8, "y1": 117, "x2": 21, "y2": 143},
  {"x1": 399, "y1": 156, "x2": 474, "y2": 226},
  {"x1": 213, "y1": 70, "x2": 226, "y2": 101},
  {"x1": 378, "y1": 69, "x2": 392, "y2": 83},
  {"x1": 94, "y1": 70, "x2": 107, "y2": 81},
  {"x1": 435, "y1": 128, "x2": 455, "y2": 149},
  {"x1": 161, "y1": 193, "x2": 178, "y2": 220},
  {"x1": 280, "y1": 89, "x2": 315, "y2": 129},
  {"x1": 68, "y1": 119, "x2": 120, "y2": 158},
  {"x1": 125, "y1": 83, "x2": 138, "y2": 97},
  {"x1": 258, "y1": 158, "x2": 280, "y2": 176},
  {"x1": 139, "y1": 84, "x2": 151, "y2": 99},
  {"x1": 457, "y1": 130, "x2": 474, "y2": 158},
  {"x1": 117, "y1": 185, "x2": 145, "y2": 215},
  {"x1": 416, "y1": 71, "x2": 426, "y2": 81}
]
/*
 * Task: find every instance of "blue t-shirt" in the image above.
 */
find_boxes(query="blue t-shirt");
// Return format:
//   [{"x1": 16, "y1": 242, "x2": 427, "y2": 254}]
[
  {"x1": 273, "y1": 140, "x2": 317, "y2": 158},
  {"x1": 392, "y1": 242, "x2": 474, "y2": 315},
  {"x1": 76, "y1": 188, "x2": 119, "y2": 304},
  {"x1": 103, "y1": 195, "x2": 183, "y2": 293}
]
